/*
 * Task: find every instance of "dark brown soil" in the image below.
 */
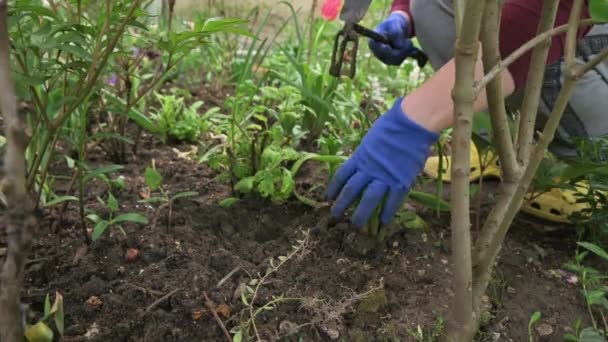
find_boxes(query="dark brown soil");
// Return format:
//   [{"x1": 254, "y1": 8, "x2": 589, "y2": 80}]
[{"x1": 15, "y1": 130, "x2": 592, "y2": 342}]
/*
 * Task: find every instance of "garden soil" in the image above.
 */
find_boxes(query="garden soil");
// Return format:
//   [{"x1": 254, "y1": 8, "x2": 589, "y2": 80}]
[{"x1": 19, "y1": 125, "x2": 593, "y2": 341}]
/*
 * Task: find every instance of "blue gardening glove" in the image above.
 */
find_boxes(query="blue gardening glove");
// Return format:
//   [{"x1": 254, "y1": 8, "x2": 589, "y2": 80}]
[
  {"x1": 327, "y1": 98, "x2": 439, "y2": 227},
  {"x1": 369, "y1": 13, "x2": 417, "y2": 66}
]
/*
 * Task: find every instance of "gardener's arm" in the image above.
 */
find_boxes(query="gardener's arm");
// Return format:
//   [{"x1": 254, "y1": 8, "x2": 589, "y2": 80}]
[
  {"x1": 393, "y1": 0, "x2": 590, "y2": 132},
  {"x1": 403, "y1": 52, "x2": 516, "y2": 133},
  {"x1": 328, "y1": 1, "x2": 591, "y2": 227}
]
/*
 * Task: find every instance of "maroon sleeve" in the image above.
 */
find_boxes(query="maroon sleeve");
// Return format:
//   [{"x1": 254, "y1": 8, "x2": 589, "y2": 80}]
[
  {"x1": 499, "y1": 0, "x2": 590, "y2": 90},
  {"x1": 391, "y1": 0, "x2": 415, "y2": 36}
]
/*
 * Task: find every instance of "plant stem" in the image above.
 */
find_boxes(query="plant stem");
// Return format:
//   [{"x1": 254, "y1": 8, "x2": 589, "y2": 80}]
[
  {"x1": 445, "y1": 0, "x2": 486, "y2": 340},
  {"x1": 307, "y1": 0, "x2": 318, "y2": 62},
  {"x1": 480, "y1": 0, "x2": 519, "y2": 182},
  {"x1": 515, "y1": 0, "x2": 560, "y2": 164},
  {"x1": 0, "y1": 1, "x2": 38, "y2": 339}
]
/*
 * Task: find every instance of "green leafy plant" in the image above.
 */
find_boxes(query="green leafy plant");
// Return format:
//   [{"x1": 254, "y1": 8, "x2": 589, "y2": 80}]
[
  {"x1": 528, "y1": 311, "x2": 541, "y2": 342},
  {"x1": 149, "y1": 93, "x2": 214, "y2": 143},
  {"x1": 565, "y1": 242, "x2": 608, "y2": 338},
  {"x1": 139, "y1": 164, "x2": 198, "y2": 230},
  {"x1": 24, "y1": 292, "x2": 64, "y2": 342},
  {"x1": 564, "y1": 318, "x2": 607, "y2": 341},
  {"x1": 86, "y1": 192, "x2": 148, "y2": 241}
]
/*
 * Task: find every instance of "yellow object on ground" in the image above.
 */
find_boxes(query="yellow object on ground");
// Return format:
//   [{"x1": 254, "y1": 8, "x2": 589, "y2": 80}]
[
  {"x1": 521, "y1": 184, "x2": 590, "y2": 224},
  {"x1": 423, "y1": 143, "x2": 501, "y2": 182},
  {"x1": 423, "y1": 143, "x2": 590, "y2": 224}
]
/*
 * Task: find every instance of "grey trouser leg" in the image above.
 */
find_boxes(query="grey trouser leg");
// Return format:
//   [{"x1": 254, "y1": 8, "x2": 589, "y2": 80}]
[{"x1": 410, "y1": 0, "x2": 608, "y2": 160}]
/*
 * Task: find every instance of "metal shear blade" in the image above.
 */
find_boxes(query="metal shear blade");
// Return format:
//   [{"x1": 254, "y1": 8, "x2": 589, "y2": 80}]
[{"x1": 330, "y1": 23, "x2": 359, "y2": 78}]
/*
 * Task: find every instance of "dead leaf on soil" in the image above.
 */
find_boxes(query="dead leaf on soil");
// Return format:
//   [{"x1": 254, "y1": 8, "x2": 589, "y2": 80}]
[
  {"x1": 215, "y1": 303, "x2": 232, "y2": 318},
  {"x1": 191, "y1": 308, "x2": 205, "y2": 320},
  {"x1": 85, "y1": 296, "x2": 103, "y2": 308},
  {"x1": 192, "y1": 303, "x2": 231, "y2": 320},
  {"x1": 139, "y1": 187, "x2": 150, "y2": 199}
]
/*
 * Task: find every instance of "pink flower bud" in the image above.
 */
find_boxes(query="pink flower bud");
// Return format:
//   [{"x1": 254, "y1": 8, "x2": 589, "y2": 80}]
[{"x1": 321, "y1": 0, "x2": 343, "y2": 21}]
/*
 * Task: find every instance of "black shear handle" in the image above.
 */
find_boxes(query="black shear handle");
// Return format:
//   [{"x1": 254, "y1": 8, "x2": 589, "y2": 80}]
[{"x1": 352, "y1": 23, "x2": 429, "y2": 69}]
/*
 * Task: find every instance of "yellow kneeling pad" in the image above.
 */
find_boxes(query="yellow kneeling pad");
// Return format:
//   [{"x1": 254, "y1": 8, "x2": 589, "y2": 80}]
[
  {"x1": 521, "y1": 183, "x2": 591, "y2": 224},
  {"x1": 423, "y1": 143, "x2": 501, "y2": 182},
  {"x1": 423, "y1": 143, "x2": 593, "y2": 224}
]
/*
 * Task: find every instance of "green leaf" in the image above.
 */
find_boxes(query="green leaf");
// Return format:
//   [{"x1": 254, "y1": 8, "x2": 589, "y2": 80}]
[
  {"x1": 65, "y1": 156, "x2": 75, "y2": 169},
  {"x1": 52, "y1": 292, "x2": 64, "y2": 336},
  {"x1": 83, "y1": 165, "x2": 123, "y2": 183},
  {"x1": 235, "y1": 176, "x2": 255, "y2": 193},
  {"x1": 92, "y1": 220, "x2": 111, "y2": 241},
  {"x1": 86, "y1": 214, "x2": 101, "y2": 224},
  {"x1": 529, "y1": 311, "x2": 541, "y2": 325},
  {"x1": 171, "y1": 191, "x2": 198, "y2": 201},
  {"x1": 102, "y1": 89, "x2": 160, "y2": 134},
  {"x1": 44, "y1": 195, "x2": 79, "y2": 207},
  {"x1": 44, "y1": 293, "x2": 51, "y2": 317},
  {"x1": 144, "y1": 167, "x2": 163, "y2": 191},
  {"x1": 409, "y1": 190, "x2": 451, "y2": 212},
  {"x1": 241, "y1": 291, "x2": 249, "y2": 306},
  {"x1": 233, "y1": 329, "x2": 243, "y2": 342},
  {"x1": 578, "y1": 241, "x2": 608, "y2": 262},
  {"x1": 58, "y1": 43, "x2": 90, "y2": 59},
  {"x1": 396, "y1": 210, "x2": 428, "y2": 230},
  {"x1": 24, "y1": 321, "x2": 54, "y2": 342},
  {"x1": 562, "y1": 162, "x2": 608, "y2": 180},
  {"x1": 112, "y1": 213, "x2": 149, "y2": 225},
  {"x1": 579, "y1": 327, "x2": 606, "y2": 342},
  {"x1": 219, "y1": 197, "x2": 239, "y2": 208},
  {"x1": 257, "y1": 177, "x2": 275, "y2": 198},
  {"x1": 591, "y1": 0, "x2": 608, "y2": 22},
  {"x1": 107, "y1": 193, "x2": 119, "y2": 213}
]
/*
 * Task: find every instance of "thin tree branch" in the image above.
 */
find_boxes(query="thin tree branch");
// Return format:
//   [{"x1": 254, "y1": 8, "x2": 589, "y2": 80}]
[
  {"x1": 0, "y1": 1, "x2": 38, "y2": 339},
  {"x1": 480, "y1": 0, "x2": 519, "y2": 182},
  {"x1": 475, "y1": 19, "x2": 597, "y2": 93},
  {"x1": 565, "y1": 0, "x2": 585, "y2": 68},
  {"x1": 515, "y1": 0, "x2": 561, "y2": 164},
  {"x1": 575, "y1": 46, "x2": 608, "y2": 77},
  {"x1": 445, "y1": 0, "x2": 486, "y2": 339}
]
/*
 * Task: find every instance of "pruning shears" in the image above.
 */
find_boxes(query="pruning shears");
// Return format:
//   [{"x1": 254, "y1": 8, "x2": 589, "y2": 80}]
[{"x1": 329, "y1": 0, "x2": 428, "y2": 78}]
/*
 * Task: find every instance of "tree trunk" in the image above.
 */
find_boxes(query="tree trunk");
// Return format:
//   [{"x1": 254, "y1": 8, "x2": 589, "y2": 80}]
[
  {"x1": 0, "y1": 1, "x2": 38, "y2": 340},
  {"x1": 445, "y1": 0, "x2": 486, "y2": 340}
]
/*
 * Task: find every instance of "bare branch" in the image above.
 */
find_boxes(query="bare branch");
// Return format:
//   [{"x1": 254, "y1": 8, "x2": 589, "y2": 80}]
[
  {"x1": 480, "y1": 0, "x2": 519, "y2": 182},
  {"x1": 0, "y1": 0, "x2": 38, "y2": 340},
  {"x1": 475, "y1": 19, "x2": 597, "y2": 92},
  {"x1": 515, "y1": 0, "x2": 560, "y2": 164},
  {"x1": 575, "y1": 46, "x2": 608, "y2": 77}
]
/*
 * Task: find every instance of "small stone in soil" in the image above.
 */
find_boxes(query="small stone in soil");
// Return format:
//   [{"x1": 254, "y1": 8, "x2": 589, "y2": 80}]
[{"x1": 536, "y1": 323, "x2": 554, "y2": 336}]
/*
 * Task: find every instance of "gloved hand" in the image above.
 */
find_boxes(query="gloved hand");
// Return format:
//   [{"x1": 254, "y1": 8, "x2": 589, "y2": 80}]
[
  {"x1": 368, "y1": 12, "x2": 416, "y2": 66},
  {"x1": 327, "y1": 98, "x2": 439, "y2": 227}
]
